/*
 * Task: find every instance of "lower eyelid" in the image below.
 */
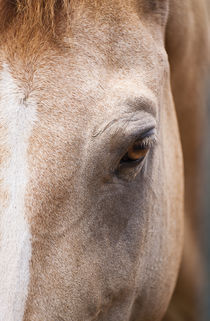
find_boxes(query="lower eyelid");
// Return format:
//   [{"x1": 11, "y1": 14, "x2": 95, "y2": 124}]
[
  {"x1": 119, "y1": 153, "x2": 146, "y2": 166},
  {"x1": 116, "y1": 155, "x2": 146, "y2": 179}
]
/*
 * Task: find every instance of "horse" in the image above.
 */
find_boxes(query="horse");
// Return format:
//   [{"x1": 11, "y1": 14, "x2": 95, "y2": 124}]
[{"x1": 0, "y1": 1, "x2": 209, "y2": 320}]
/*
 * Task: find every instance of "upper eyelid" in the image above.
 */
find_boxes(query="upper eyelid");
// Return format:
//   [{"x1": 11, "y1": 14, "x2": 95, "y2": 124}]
[
  {"x1": 107, "y1": 124, "x2": 157, "y2": 158},
  {"x1": 92, "y1": 110, "x2": 157, "y2": 139},
  {"x1": 130, "y1": 133, "x2": 157, "y2": 152},
  {"x1": 140, "y1": 127, "x2": 156, "y2": 139}
]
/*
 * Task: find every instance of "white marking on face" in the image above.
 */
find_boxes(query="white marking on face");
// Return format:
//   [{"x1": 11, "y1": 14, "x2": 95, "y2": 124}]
[{"x1": 0, "y1": 64, "x2": 37, "y2": 321}]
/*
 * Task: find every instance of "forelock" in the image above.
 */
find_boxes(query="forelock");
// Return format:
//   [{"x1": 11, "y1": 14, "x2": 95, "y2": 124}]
[{"x1": 0, "y1": 0, "x2": 70, "y2": 33}]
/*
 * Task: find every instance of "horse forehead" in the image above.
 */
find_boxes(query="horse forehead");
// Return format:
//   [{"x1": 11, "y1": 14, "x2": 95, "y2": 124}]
[
  {"x1": 0, "y1": 3, "x2": 167, "y2": 115},
  {"x1": 0, "y1": 0, "x2": 166, "y2": 76}
]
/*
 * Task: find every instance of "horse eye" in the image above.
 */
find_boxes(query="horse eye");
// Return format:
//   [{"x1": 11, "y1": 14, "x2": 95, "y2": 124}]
[{"x1": 121, "y1": 142, "x2": 149, "y2": 163}]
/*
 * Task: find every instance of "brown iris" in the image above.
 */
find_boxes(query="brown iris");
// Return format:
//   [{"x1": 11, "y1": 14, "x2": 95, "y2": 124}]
[{"x1": 121, "y1": 141, "x2": 149, "y2": 163}]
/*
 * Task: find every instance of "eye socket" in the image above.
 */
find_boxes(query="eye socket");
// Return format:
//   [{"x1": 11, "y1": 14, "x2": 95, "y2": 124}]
[
  {"x1": 120, "y1": 142, "x2": 149, "y2": 164},
  {"x1": 115, "y1": 127, "x2": 156, "y2": 181},
  {"x1": 120, "y1": 127, "x2": 156, "y2": 166}
]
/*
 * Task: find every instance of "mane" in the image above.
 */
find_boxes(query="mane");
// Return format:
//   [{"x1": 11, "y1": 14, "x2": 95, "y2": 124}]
[{"x1": 0, "y1": 0, "x2": 70, "y2": 33}]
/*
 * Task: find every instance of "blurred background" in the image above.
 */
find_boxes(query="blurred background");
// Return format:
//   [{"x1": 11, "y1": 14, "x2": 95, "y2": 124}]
[{"x1": 202, "y1": 81, "x2": 210, "y2": 320}]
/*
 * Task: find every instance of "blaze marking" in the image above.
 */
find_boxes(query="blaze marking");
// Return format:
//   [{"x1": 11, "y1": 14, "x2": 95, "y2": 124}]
[{"x1": 0, "y1": 64, "x2": 37, "y2": 321}]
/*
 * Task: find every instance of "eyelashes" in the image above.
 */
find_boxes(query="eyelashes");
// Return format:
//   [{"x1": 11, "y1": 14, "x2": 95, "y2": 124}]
[
  {"x1": 120, "y1": 132, "x2": 157, "y2": 164},
  {"x1": 133, "y1": 134, "x2": 157, "y2": 150}
]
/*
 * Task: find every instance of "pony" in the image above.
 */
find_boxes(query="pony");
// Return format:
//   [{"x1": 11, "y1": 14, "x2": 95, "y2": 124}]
[{"x1": 0, "y1": 0, "x2": 209, "y2": 320}]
